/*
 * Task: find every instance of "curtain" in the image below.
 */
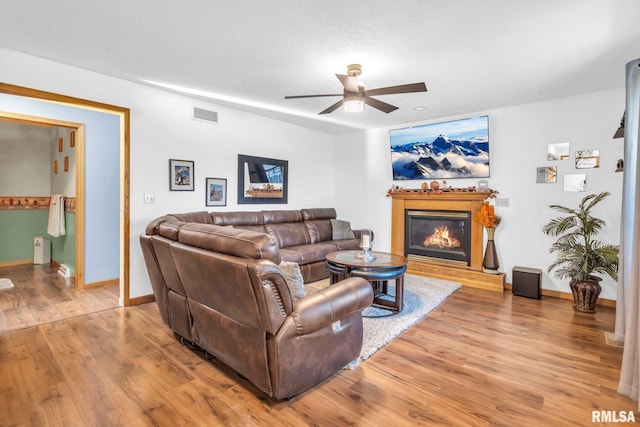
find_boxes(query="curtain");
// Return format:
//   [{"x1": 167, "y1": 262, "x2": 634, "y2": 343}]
[{"x1": 616, "y1": 58, "x2": 640, "y2": 407}]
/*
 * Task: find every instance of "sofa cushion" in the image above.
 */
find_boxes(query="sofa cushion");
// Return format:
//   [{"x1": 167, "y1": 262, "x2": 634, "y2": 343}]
[
  {"x1": 331, "y1": 219, "x2": 356, "y2": 240},
  {"x1": 278, "y1": 248, "x2": 303, "y2": 264},
  {"x1": 262, "y1": 210, "x2": 303, "y2": 224},
  {"x1": 170, "y1": 211, "x2": 214, "y2": 224},
  {"x1": 281, "y1": 242, "x2": 338, "y2": 265},
  {"x1": 177, "y1": 223, "x2": 281, "y2": 264},
  {"x1": 156, "y1": 220, "x2": 184, "y2": 241},
  {"x1": 302, "y1": 208, "x2": 336, "y2": 243},
  {"x1": 266, "y1": 222, "x2": 311, "y2": 248},
  {"x1": 279, "y1": 262, "x2": 305, "y2": 299},
  {"x1": 301, "y1": 208, "x2": 337, "y2": 221},
  {"x1": 145, "y1": 214, "x2": 177, "y2": 236},
  {"x1": 210, "y1": 211, "x2": 265, "y2": 229}
]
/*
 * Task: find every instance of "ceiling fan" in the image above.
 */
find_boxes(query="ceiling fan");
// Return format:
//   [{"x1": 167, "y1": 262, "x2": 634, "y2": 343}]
[{"x1": 285, "y1": 64, "x2": 427, "y2": 114}]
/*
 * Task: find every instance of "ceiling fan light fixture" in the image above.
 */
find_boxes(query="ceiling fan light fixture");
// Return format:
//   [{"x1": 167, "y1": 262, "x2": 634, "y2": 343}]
[
  {"x1": 284, "y1": 63, "x2": 427, "y2": 115},
  {"x1": 344, "y1": 94, "x2": 364, "y2": 113}
]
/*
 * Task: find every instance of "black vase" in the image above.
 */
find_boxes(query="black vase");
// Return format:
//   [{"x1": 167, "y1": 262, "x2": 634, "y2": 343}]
[{"x1": 482, "y1": 227, "x2": 499, "y2": 274}]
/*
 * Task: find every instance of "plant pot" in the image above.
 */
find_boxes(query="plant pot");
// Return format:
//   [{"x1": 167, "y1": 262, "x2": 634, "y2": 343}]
[{"x1": 570, "y1": 278, "x2": 602, "y2": 313}]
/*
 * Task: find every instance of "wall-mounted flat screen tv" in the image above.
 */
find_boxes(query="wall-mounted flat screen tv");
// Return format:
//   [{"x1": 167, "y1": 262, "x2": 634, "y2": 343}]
[{"x1": 389, "y1": 115, "x2": 489, "y2": 180}]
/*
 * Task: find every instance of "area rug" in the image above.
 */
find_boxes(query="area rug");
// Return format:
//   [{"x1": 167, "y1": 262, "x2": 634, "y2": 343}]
[
  {"x1": 306, "y1": 274, "x2": 461, "y2": 369},
  {"x1": 0, "y1": 278, "x2": 15, "y2": 291}
]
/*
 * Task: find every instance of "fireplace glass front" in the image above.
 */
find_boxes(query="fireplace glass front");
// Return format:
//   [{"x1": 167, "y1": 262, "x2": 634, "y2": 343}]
[{"x1": 405, "y1": 210, "x2": 471, "y2": 265}]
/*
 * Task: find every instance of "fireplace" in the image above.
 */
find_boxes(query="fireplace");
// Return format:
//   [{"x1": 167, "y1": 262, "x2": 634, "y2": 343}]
[
  {"x1": 405, "y1": 210, "x2": 471, "y2": 265},
  {"x1": 390, "y1": 191, "x2": 505, "y2": 291}
]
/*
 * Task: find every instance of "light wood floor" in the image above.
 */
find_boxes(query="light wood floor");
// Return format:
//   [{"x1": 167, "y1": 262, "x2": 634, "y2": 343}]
[
  {"x1": 0, "y1": 283, "x2": 635, "y2": 426},
  {"x1": 0, "y1": 263, "x2": 119, "y2": 334}
]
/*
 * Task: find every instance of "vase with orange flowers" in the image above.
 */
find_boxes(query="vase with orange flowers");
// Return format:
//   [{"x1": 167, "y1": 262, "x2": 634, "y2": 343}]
[{"x1": 476, "y1": 201, "x2": 500, "y2": 274}]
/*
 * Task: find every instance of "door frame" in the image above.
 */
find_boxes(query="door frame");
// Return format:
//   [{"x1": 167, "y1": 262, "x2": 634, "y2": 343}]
[{"x1": 0, "y1": 82, "x2": 131, "y2": 305}]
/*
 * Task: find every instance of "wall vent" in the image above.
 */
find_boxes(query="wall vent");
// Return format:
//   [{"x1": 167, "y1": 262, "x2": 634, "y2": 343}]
[{"x1": 192, "y1": 107, "x2": 219, "y2": 124}]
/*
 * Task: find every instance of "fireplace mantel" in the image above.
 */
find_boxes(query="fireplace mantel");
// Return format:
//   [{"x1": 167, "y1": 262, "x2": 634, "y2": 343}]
[{"x1": 389, "y1": 191, "x2": 505, "y2": 291}]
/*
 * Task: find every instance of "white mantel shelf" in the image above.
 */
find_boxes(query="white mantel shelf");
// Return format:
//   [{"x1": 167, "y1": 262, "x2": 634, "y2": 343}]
[{"x1": 389, "y1": 191, "x2": 505, "y2": 292}]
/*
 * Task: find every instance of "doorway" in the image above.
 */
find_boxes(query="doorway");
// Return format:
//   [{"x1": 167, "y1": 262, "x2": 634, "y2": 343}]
[
  {"x1": 0, "y1": 82, "x2": 131, "y2": 306},
  {"x1": 0, "y1": 115, "x2": 84, "y2": 286}
]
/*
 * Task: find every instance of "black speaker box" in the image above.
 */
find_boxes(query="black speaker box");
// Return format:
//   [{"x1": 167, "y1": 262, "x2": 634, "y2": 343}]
[{"x1": 512, "y1": 266, "x2": 541, "y2": 299}]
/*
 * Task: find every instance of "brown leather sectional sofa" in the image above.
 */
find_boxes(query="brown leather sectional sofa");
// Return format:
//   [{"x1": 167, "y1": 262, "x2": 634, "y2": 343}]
[{"x1": 140, "y1": 208, "x2": 374, "y2": 399}]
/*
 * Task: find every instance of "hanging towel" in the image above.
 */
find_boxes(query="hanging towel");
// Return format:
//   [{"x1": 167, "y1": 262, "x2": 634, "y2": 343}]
[{"x1": 47, "y1": 194, "x2": 66, "y2": 237}]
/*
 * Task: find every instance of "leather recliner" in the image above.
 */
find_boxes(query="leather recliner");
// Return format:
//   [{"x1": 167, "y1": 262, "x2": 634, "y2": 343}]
[{"x1": 140, "y1": 219, "x2": 373, "y2": 399}]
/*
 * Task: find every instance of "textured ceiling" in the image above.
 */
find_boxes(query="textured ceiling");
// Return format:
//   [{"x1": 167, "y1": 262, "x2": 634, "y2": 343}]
[{"x1": 1, "y1": 0, "x2": 640, "y2": 134}]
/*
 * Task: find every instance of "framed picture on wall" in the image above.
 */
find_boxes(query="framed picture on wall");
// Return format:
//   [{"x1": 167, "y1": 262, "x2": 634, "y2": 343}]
[
  {"x1": 169, "y1": 159, "x2": 195, "y2": 191},
  {"x1": 536, "y1": 166, "x2": 557, "y2": 183},
  {"x1": 205, "y1": 177, "x2": 227, "y2": 207},
  {"x1": 237, "y1": 154, "x2": 288, "y2": 204},
  {"x1": 575, "y1": 150, "x2": 600, "y2": 169}
]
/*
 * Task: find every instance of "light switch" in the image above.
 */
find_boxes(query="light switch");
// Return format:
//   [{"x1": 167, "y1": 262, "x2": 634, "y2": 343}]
[
  {"x1": 144, "y1": 193, "x2": 155, "y2": 204},
  {"x1": 495, "y1": 198, "x2": 509, "y2": 207}
]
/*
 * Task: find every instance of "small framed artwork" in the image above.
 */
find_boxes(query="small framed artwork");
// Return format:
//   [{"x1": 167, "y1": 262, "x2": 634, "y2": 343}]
[
  {"x1": 58, "y1": 137, "x2": 63, "y2": 152},
  {"x1": 547, "y1": 142, "x2": 570, "y2": 161},
  {"x1": 169, "y1": 159, "x2": 195, "y2": 191},
  {"x1": 54, "y1": 160, "x2": 58, "y2": 174},
  {"x1": 64, "y1": 156, "x2": 69, "y2": 172},
  {"x1": 536, "y1": 166, "x2": 557, "y2": 183},
  {"x1": 70, "y1": 131, "x2": 75, "y2": 147},
  {"x1": 575, "y1": 150, "x2": 600, "y2": 169},
  {"x1": 564, "y1": 173, "x2": 587, "y2": 192},
  {"x1": 205, "y1": 178, "x2": 227, "y2": 207}
]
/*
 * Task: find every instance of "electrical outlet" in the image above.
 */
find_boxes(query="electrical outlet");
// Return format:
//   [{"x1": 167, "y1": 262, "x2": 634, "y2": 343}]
[
  {"x1": 495, "y1": 197, "x2": 509, "y2": 207},
  {"x1": 143, "y1": 193, "x2": 155, "y2": 204}
]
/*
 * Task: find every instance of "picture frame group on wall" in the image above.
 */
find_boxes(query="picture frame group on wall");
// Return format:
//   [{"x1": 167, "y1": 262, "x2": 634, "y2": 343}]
[
  {"x1": 538, "y1": 142, "x2": 607, "y2": 191},
  {"x1": 237, "y1": 154, "x2": 288, "y2": 204},
  {"x1": 205, "y1": 177, "x2": 227, "y2": 206},
  {"x1": 169, "y1": 159, "x2": 195, "y2": 191}
]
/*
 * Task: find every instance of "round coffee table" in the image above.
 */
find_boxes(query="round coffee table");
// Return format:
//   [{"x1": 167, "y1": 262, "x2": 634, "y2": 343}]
[{"x1": 325, "y1": 251, "x2": 408, "y2": 313}]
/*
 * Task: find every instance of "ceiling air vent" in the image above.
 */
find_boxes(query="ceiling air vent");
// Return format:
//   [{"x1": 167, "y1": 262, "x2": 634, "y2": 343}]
[{"x1": 192, "y1": 107, "x2": 219, "y2": 124}]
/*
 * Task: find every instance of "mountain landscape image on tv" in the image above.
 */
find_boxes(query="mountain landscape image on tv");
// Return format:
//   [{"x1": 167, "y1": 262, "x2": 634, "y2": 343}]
[{"x1": 389, "y1": 116, "x2": 490, "y2": 180}]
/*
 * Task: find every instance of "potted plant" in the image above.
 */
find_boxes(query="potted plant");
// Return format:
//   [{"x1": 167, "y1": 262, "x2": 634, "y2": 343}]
[{"x1": 542, "y1": 191, "x2": 619, "y2": 312}]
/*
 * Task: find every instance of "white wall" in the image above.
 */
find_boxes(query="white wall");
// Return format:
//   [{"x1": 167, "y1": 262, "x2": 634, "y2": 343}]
[
  {"x1": 0, "y1": 47, "x2": 338, "y2": 299},
  {"x1": 0, "y1": 122, "x2": 51, "y2": 195},
  {"x1": 335, "y1": 89, "x2": 625, "y2": 300},
  {"x1": 0, "y1": 123, "x2": 77, "y2": 197}
]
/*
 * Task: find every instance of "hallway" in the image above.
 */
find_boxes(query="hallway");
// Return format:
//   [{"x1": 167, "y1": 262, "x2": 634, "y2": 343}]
[{"x1": 0, "y1": 263, "x2": 118, "y2": 334}]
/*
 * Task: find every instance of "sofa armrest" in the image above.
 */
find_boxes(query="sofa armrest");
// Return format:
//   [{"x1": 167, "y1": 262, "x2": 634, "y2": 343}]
[{"x1": 290, "y1": 277, "x2": 373, "y2": 335}]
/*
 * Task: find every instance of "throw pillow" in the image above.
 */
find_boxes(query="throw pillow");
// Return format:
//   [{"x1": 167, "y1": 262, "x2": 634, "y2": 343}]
[
  {"x1": 279, "y1": 261, "x2": 305, "y2": 299},
  {"x1": 331, "y1": 219, "x2": 356, "y2": 240}
]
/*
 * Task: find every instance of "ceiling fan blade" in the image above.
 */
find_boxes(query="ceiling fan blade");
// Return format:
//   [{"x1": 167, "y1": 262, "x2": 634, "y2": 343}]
[
  {"x1": 319, "y1": 99, "x2": 344, "y2": 114},
  {"x1": 336, "y1": 74, "x2": 359, "y2": 93},
  {"x1": 364, "y1": 96, "x2": 398, "y2": 114},
  {"x1": 284, "y1": 93, "x2": 342, "y2": 99},
  {"x1": 365, "y1": 82, "x2": 427, "y2": 97}
]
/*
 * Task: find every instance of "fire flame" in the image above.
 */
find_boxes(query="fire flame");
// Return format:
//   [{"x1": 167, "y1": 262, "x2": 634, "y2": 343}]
[{"x1": 423, "y1": 225, "x2": 461, "y2": 249}]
